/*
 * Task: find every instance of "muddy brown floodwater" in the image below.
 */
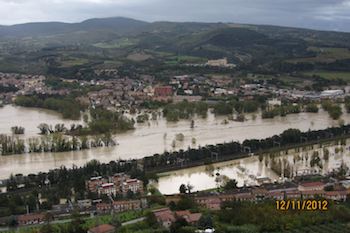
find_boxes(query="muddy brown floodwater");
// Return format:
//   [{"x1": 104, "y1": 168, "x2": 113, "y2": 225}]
[{"x1": 0, "y1": 105, "x2": 349, "y2": 180}]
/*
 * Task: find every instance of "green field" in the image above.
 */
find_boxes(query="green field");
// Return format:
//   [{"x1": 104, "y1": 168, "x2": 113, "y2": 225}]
[
  {"x1": 60, "y1": 58, "x2": 89, "y2": 67},
  {"x1": 304, "y1": 71, "x2": 350, "y2": 81},
  {"x1": 287, "y1": 47, "x2": 350, "y2": 64},
  {"x1": 93, "y1": 38, "x2": 138, "y2": 49}
]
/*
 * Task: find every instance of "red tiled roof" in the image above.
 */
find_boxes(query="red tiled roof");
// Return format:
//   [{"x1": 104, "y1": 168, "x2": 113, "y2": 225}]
[
  {"x1": 153, "y1": 208, "x2": 175, "y2": 223},
  {"x1": 186, "y1": 213, "x2": 202, "y2": 223},
  {"x1": 175, "y1": 210, "x2": 191, "y2": 217}
]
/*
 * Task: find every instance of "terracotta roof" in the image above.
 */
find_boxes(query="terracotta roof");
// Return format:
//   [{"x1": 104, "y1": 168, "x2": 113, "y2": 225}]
[
  {"x1": 88, "y1": 224, "x2": 115, "y2": 233},
  {"x1": 175, "y1": 210, "x2": 191, "y2": 217},
  {"x1": 186, "y1": 213, "x2": 202, "y2": 223},
  {"x1": 153, "y1": 208, "x2": 175, "y2": 223}
]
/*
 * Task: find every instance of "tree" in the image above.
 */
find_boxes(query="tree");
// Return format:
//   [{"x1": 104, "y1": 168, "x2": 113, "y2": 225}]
[
  {"x1": 145, "y1": 212, "x2": 158, "y2": 228},
  {"x1": 110, "y1": 214, "x2": 121, "y2": 228},
  {"x1": 198, "y1": 214, "x2": 213, "y2": 229},
  {"x1": 170, "y1": 218, "x2": 189, "y2": 233},
  {"x1": 179, "y1": 184, "x2": 187, "y2": 194},
  {"x1": 67, "y1": 211, "x2": 86, "y2": 233},
  {"x1": 187, "y1": 183, "x2": 194, "y2": 194},
  {"x1": 223, "y1": 179, "x2": 238, "y2": 191}
]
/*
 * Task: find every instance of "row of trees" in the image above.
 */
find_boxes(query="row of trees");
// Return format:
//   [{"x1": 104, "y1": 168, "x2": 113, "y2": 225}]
[
  {"x1": 143, "y1": 125, "x2": 350, "y2": 171},
  {"x1": 0, "y1": 133, "x2": 115, "y2": 156},
  {"x1": 213, "y1": 100, "x2": 260, "y2": 116},
  {"x1": 10, "y1": 126, "x2": 25, "y2": 135},
  {"x1": 262, "y1": 104, "x2": 301, "y2": 119}
]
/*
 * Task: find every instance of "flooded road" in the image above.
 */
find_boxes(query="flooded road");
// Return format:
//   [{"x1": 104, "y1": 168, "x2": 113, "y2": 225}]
[{"x1": 0, "y1": 105, "x2": 350, "y2": 179}]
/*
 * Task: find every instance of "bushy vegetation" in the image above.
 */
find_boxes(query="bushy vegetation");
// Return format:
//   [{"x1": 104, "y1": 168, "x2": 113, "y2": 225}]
[
  {"x1": 10, "y1": 126, "x2": 25, "y2": 135},
  {"x1": 163, "y1": 101, "x2": 208, "y2": 121},
  {"x1": 305, "y1": 103, "x2": 319, "y2": 113},
  {"x1": 321, "y1": 101, "x2": 342, "y2": 120},
  {"x1": 217, "y1": 201, "x2": 350, "y2": 233},
  {"x1": 88, "y1": 108, "x2": 135, "y2": 134},
  {"x1": 262, "y1": 104, "x2": 301, "y2": 119},
  {"x1": 15, "y1": 95, "x2": 84, "y2": 120},
  {"x1": 213, "y1": 100, "x2": 260, "y2": 116}
]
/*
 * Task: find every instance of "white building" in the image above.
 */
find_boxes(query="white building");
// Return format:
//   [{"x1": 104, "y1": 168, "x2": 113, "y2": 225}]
[
  {"x1": 320, "y1": 90, "x2": 344, "y2": 98},
  {"x1": 99, "y1": 183, "x2": 117, "y2": 196}
]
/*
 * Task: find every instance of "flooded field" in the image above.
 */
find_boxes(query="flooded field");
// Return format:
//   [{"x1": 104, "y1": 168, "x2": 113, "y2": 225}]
[
  {"x1": 0, "y1": 105, "x2": 350, "y2": 179},
  {"x1": 156, "y1": 140, "x2": 350, "y2": 194}
]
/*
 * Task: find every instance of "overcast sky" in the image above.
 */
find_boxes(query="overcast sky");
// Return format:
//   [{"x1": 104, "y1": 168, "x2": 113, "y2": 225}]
[{"x1": 1, "y1": 0, "x2": 350, "y2": 32}]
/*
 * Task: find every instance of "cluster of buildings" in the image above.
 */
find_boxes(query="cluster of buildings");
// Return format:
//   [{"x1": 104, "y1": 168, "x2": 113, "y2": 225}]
[
  {"x1": 0, "y1": 72, "x2": 71, "y2": 103},
  {"x1": 164, "y1": 179, "x2": 350, "y2": 211},
  {"x1": 96, "y1": 199, "x2": 147, "y2": 214},
  {"x1": 152, "y1": 208, "x2": 202, "y2": 229},
  {"x1": 275, "y1": 88, "x2": 347, "y2": 100},
  {"x1": 86, "y1": 173, "x2": 144, "y2": 197},
  {"x1": 2, "y1": 70, "x2": 349, "y2": 112}
]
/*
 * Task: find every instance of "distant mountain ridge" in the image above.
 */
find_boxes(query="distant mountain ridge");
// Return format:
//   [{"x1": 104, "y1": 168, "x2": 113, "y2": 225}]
[{"x1": 0, "y1": 17, "x2": 150, "y2": 37}]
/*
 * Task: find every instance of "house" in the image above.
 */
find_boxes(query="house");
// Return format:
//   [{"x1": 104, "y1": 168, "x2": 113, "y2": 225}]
[
  {"x1": 153, "y1": 208, "x2": 176, "y2": 228},
  {"x1": 112, "y1": 200, "x2": 142, "y2": 213},
  {"x1": 324, "y1": 191, "x2": 348, "y2": 201},
  {"x1": 77, "y1": 199, "x2": 92, "y2": 209},
  {"x1": 86, "y1": 176, "x2": 105, "y2": 193},
  {"x1": 301, "y1": 190, "x2": 325, "y2": 199},
  {"x1": 99, "y1": 183, "x2": 116, "y2": 196},
  {"x1": 195, "y1": 196, "x2": 221, "y2": 210},
  {"x1": 175, "y1": 210, "x2": 202, "y2": 225},
  {"x1": 122, "y1": 179, "x2": 144, "y2": 195},
  {"x1": 286, "y1": 190, "x2": 302, "y2": 200},
  {"x1": 233, "y1": 193, "x2": 256, "y2": 202},
  {"x1": 111, "y1": 173, "x2": 130, "y2": 187},
  {"x1": 87, "y1": 224, "x2": 116, "y2": 233},
  {"x1": 154, "y1": 86, "x2": 173, "y2": 97},
  {"x1": 17, "y1": 213, "x2": 45, "y2": 226},
  {"x1": 96, "y1": 199, "x2": 146, "y2": 214},
  {"x1": 165, "y1": 194, "x2": 182, "y2": 205},
  {"x1": 298, "y1": 182, "x2": 325, "y2": 192},
  {"x1": 268, "y1": 191, "x2": 285, "y2": 200},
  {"x1": 320, "y1": 90, "x2": 344, "y2": 98}
]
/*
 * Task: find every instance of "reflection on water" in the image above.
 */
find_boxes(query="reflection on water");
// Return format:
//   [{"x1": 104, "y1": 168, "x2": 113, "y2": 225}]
[
  {"x1": 156, "y1": 141, "x2": 350, "y2": 195},
  {"x1": 0, "y1": 105, "x2": 349, "y2": 179}
]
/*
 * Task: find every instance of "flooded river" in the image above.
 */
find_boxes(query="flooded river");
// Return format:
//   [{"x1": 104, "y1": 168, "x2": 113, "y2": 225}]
[
  {"x1": 156, "y1": 140, "x2": 350, "y2": 194},
  {"x1": 0, "y1": 105, "x2": 350, "y2": 179}
]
